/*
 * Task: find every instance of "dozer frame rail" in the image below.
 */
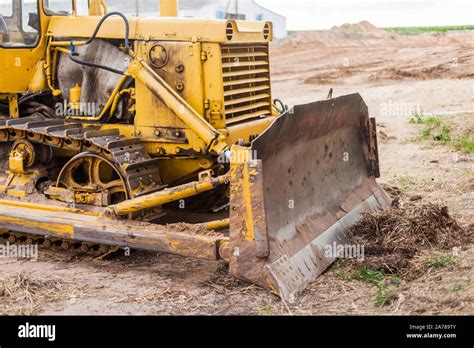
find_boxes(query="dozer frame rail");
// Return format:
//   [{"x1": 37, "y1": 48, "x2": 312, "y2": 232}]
[{"x1": 0, "y1": 200, "x2": 230, "y2": 261}]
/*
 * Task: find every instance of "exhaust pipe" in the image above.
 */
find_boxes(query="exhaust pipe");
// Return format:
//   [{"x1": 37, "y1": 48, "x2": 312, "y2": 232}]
[
  {"x1": 88, "y1": 0, "x2": 107, "y2": 16},
  {"x1": 160, "y1": 0, "x2": 179, "y2": 17}
]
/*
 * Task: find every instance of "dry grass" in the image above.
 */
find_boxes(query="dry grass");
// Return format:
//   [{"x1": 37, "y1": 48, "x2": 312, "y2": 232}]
[
  {"x1": 0, "y1": 272, "x2": 85, "y2": 315},
  {"x1": 115, "y1": 280, "x2": 197, "y2": 304},
  {"x1": 302, "y1": 200, "x2": 474, "y2": 310},
  {"x1": 347, "y1": 202, "x2": 472, "y2": 280},
  {"x1": 199, "y1": 262, "x2": 261, "y2": 297}
]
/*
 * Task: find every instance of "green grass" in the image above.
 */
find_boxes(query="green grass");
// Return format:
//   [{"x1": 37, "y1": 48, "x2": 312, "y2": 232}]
[
  {"x1": 453, "y1": 137, "x2": 474, "y2": 153},
  {"x1": 409, "y1": 112, "x2": 473, "y2": 153},
  {"x1": 352, "y1": 268, "x2": 386, "y2": 285},
  {"x1": 389, "y1": 276, "x2": 402, "y2": 286},
  {"x1": 386, "y1": 25, "x2": 474, "y2": 35},
  {"x1": 409, "y1": 113, "x2": 450, "y2": 142},
  {"x1": 333, "y1": 258, "x2": 352, "y2": 281},
  {"x1": 396, "y1": 174, "x2": 418, "y2": 191},
  {"x1": 288, "y1": 25, "x2": 474, "y2": 37},
  {"x1": 352, "y1": 268, "x2": 391, "y2": 307},
  {"x1": 466, "y1": 169, "x2": 474, "y2": 181},
  {"x1": 426, "y1": 255, "x2": 457, "y2": 269},
  {"x1": 408, "y1": 111, "x2": 425, "y2": 125}
]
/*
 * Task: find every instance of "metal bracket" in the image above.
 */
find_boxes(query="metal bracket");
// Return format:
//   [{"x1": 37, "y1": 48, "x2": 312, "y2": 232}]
[
  {"x1": 198, "y1": 169, "x2": 214, "y2": 182},
  {"x1": 368, "y1": 117, "x2": 381, "y2": 178}
]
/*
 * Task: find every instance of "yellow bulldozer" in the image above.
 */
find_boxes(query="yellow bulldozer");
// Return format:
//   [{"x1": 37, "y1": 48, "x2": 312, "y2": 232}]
[{"x1": 0, "y1": 0, "x2": 390, "y2": 301}]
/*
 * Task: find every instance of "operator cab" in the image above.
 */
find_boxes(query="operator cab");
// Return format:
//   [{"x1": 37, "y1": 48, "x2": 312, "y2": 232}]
[
  {"x1": 0, "y1": 0, "x2": 74, "y2": 48},
  {"x1": 0, "y1": 0, "x2": 40, "y2": 47}
]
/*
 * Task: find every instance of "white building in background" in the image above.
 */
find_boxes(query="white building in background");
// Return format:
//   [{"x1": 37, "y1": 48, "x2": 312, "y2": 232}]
[{"x1": 108, "y1": 0, "x2": 288, "y2": 39}]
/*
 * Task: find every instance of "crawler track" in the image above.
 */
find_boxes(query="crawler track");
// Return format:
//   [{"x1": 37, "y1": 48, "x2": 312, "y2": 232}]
[
  {"x1": 0, "y1": 114, "x2": 163, "y2": 199},
  {"x1": 0, "y1": 230, "x2": 119, "y2": 257},
  {"x1": 0, "y1": 114, "x2": 169, "y2": 252}
]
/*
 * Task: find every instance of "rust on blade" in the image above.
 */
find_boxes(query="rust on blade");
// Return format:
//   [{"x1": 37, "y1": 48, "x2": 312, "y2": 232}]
[
  {"x1": 230, "y1": 157, "x2": 269, "y2": 264},
  {"x1": 229, "y1": 94, "x2": 391, "y2": 301}
]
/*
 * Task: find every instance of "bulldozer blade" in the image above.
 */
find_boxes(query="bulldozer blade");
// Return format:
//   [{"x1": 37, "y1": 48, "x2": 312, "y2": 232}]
[{"x1": 229, "y1": 93, "x2": 391, "y2": 302}]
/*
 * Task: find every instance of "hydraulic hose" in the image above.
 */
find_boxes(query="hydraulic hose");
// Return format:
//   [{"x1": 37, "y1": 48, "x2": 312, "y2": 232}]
[
  {"x1": 19, "y1": 90, "x2": 52, "y2": 105},
  {"x1": 67, "y1": 12, "x2": 132, "y2": 75},
  {"x1": 273, "y1": 98, "x2": 289, "y2": 114}
]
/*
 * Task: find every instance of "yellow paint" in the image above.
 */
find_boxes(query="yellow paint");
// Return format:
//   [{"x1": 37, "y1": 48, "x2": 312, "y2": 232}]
[
  {"x1": 8, "y1": 152, "x2": 26, "y2": 174},
  {"x1": 161, "y1": 0, "x2": 179, "y2": 17},
  {"x1": 69, "y1": 84, "x2": 82, "y2": 110},
  {"x1": 108, "y1": 174, "x2": 228, "y2": 216},
  {"x1": 2, "y1": 0, "x2": 273, "y2": 153},
  {"x1": 100, "y1": 1, "x2": 108, "y2": 15},
  {"x1": 0, "y1": 1, "x2": 50, "y2": 93},
  {"x1": 0, "y1": 200, "x2": 99, "y2": 216},
  {"x1": 206, "y1": 219, "x2": 230, "y2": 231},
  {"x1": 0, "y1": 216, "x2": 74, "y2": 238},
  {"x1": 5, "y1": 189, "x2": 26, "y2": 198},
  {"x1": 266, "y1": 278, "x2": 279, "y2": 295},
  {"x1": 157, "y1": 158, "x2": 213, "y2": 185},
  {"x1": 110, "y1": 88, "x2": 134, "y2": 117},
  {"x1": 241, "y1": 162, "x2": 255, "y2": 241},
  {"x1": 88, "y1": 0, "x2": 104, "y2": 16},
  {"x1": 225, "y1": 117, "x2": 275, "y2": 146},
  {"x1": 67, "y1": 74, "x2": 129, "y2": 121},
  {"x1": 0, "y1": 94, "x2": 19, "y2": 118},
  {"x1": 29, "y1": 60, "x2": 48, "y2": 91},
  {"x1": 0, "y1": 0, "x2": 275, "y2": 223},
  {"x1": 46, "y1": 16, "x2": 271, "y2": 44},
  {"x1": 129, "y1": 57, "x2": 228, "y2": 155},
  {"x1": 169, "y1": 241, "x2": 179, "y2": 250}
]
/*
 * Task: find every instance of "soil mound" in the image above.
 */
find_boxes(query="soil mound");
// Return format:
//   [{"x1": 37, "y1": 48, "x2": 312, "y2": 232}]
[
  {"x1": 348, "y1": 201, "x2": 472, "y2": 279},
  {"x1": 274, "y1": 21, "x2": 400, "y2": 49}
]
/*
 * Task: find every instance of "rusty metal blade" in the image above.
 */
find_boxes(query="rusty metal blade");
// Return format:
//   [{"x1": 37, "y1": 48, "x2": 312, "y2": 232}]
[{"x1": 229, "y1": 93, "x2": 391, "y2": 302}]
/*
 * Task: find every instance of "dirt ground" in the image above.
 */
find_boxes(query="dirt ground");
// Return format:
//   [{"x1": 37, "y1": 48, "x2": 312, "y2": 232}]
[{"x1": 1, "y1": 22, "x2": 473, "y2": 315}]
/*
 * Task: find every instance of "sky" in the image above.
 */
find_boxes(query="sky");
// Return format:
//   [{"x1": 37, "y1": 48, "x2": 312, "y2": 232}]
[{"x1": 255, "y1": 0, "x2": 474, "y2": 30}]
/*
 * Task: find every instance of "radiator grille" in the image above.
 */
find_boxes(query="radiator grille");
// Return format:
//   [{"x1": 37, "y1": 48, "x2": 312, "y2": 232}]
[{"x1": 221, "y1": 43, "x2": 272, "y2": 124}]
